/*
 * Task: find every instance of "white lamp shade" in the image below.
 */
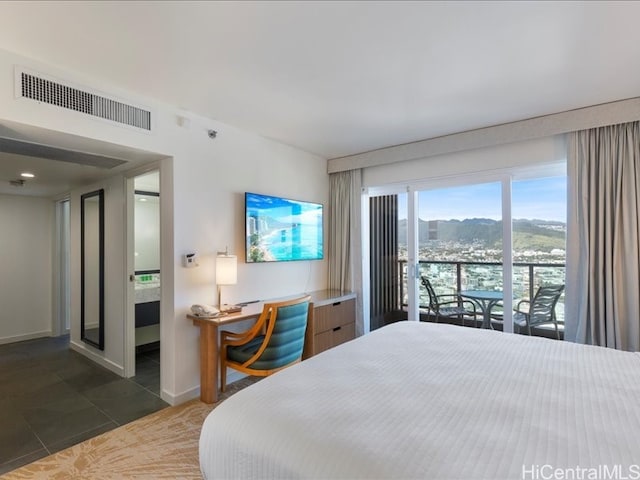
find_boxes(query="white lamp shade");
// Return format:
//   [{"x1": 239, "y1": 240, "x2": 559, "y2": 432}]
[{"x1": 216, "y1": 254, "x2": 237, "y2": 285}]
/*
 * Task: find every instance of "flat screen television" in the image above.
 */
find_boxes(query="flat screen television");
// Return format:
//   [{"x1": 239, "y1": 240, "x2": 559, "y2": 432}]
[{"x1": 245, "y1": 192, "x2": 324, "y2": 263}]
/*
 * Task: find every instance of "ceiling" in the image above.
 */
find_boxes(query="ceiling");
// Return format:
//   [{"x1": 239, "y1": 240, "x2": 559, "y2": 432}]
[
  {"x1": 0, "y1": 151, "x2": 112, "y2": 197},
  {"x1": 0, "y1": 1, "x2": 639, "y2": 181},
  {"x1": 0, "y1": 121, "x2": 163, "y2": 197}
]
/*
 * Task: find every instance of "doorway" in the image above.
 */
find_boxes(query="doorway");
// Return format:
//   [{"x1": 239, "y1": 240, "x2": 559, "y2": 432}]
[
  {"x1": 367, "y1": 168, "x2": 567, "y2": 336},
  {"x1": 370, "y1": 176, "x2": 514, "y2": 329},
  {"x1": 126, "y1": 170, "x2": 161, "y2": 395},
  {"x1": 54, "y1": 198, "x2": 70, "y2": 337}
]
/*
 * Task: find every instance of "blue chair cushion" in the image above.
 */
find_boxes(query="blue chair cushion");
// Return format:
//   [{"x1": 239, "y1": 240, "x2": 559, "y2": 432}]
[
  {"x1": 227, "y1": 301, "x2": 308, "y2": 371},
  {"x1": 227, "y1": 336, "x2": 266, "y2": 364}
]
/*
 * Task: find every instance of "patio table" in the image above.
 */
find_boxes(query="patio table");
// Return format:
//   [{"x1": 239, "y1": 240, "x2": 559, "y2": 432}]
[{"x1": 459, "y1": 290, "x2": 503, "y2": 329}]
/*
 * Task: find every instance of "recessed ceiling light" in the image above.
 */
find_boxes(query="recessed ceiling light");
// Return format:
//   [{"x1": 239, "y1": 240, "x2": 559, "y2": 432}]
[{"x1": 20, "y1": 172, "x2": 35, "y2": 178}]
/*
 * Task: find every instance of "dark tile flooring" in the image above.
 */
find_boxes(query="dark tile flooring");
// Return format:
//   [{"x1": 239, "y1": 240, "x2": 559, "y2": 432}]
[{"x1": 0, "y1": 336, "x2": 166, "y2": 474}]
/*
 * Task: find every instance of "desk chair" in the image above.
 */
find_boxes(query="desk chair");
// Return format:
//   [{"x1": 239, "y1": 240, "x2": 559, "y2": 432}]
[
  {"x1": 421, "y1": 276, "x2": 477, "y2": 326},
  {"x1": 220, "y1": 295, "x2": 311, "y2": 392},
  {"x1": 514, "y1": 284, "x2": 564, "y2": 339}
]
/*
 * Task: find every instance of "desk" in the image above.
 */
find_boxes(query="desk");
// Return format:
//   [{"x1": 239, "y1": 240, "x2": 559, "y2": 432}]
[
  {"x1": 188, "y1": 304, "x2": 263, "y2": 404},
  {"x1": 459, "y1": 290, "x2": 503, "y2": 329},
  {"x1": 189, "y1": 290, "x2": 356, "y2": 404}
]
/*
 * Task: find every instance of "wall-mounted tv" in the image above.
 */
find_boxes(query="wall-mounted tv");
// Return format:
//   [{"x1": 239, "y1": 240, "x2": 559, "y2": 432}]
[{"x1": 245, "y1": 192, "x2": 324, "y2": 263}]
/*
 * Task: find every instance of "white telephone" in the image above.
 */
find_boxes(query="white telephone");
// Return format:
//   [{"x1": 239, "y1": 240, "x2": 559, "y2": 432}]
[{"x1": 191, "y1": 304, "x2": 220, "y2": 316}]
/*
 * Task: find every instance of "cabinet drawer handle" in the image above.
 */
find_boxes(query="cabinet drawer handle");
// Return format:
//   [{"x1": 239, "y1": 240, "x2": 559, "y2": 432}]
[
  {"x1": 332, "y1": 302, "x2": 341, "y2": 306},
  {"x1": 332, "y1": 326, "x2": 342, "y2": 332}
]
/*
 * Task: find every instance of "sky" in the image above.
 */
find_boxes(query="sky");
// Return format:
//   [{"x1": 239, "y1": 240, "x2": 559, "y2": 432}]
[{"x1": 397, "y1": 176, "x2": 567, "y2": 222}]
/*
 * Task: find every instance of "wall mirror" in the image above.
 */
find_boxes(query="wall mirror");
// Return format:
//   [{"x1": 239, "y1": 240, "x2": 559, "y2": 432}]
[{"x1": 81, "y1": 189, "x2": 105, "y2": 350}]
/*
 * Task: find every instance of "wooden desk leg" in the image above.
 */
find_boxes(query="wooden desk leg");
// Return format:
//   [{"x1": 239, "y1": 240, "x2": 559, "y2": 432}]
[{"x1": 199, "y1": 322, "x2": 219, "y2": 404}]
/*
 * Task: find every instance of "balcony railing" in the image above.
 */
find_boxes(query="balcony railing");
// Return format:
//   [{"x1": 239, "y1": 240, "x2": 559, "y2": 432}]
[{"x1": 398, "y1": 259, "x2": 566, "y2": 324}]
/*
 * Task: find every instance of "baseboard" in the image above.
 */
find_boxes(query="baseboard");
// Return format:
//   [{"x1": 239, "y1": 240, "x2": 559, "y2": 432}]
[
  {"x1": 69, "y1": 340, "x2": 125, "y2": 376},
  {"x1": 0, "y1": 330, "x2": 52, "y2": 345},
  {"x1": 165, "y1": 371, "x2": 247, "y2": 406},
  {"x1": 163, "y1": 386, "x2": 199, "y2": 406}
]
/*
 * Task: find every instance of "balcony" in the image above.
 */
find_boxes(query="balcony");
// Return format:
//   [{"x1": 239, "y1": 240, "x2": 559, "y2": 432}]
[{"x1": 392, "y1": 260, "x2": 565, "y2": 339}]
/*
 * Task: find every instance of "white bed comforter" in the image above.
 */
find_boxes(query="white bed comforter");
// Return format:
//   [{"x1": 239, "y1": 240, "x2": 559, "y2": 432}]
[{"x1": 200, "y1": 322, "x2": 640, "y2": 479}]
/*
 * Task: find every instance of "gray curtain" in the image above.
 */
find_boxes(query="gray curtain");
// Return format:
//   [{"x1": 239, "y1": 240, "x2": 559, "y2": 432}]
[
  {"x1": 566, "y1": 121, "x2": 640, "y2": 351},
  {"x1": 328, "y1": 170, "x2": 363, "y2": 335}
]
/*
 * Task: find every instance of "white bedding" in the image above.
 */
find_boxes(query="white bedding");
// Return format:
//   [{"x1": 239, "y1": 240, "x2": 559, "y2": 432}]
[{"x1": 200, "y1": 322, "x2": 640, "y2": 479}]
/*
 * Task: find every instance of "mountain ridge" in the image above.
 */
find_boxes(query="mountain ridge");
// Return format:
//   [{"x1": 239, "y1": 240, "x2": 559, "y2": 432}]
[{"x1": 398, "y1": 218, "x2": 565, "y2": 251}]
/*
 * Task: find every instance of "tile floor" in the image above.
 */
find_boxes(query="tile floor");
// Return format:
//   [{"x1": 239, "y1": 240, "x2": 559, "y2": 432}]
[{"x1": 0, "y1": 335, "x2": 166, "y2": 474}]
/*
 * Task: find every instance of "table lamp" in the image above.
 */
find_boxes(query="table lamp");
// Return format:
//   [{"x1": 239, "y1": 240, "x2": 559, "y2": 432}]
[{"x1": 216, "y1": 247, "x2": 237, "y2": 310}]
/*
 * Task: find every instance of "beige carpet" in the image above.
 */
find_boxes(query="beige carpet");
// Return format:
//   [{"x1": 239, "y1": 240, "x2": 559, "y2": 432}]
[{"x1": 1, "y1": 378, "x2": 258, "y2": 480}]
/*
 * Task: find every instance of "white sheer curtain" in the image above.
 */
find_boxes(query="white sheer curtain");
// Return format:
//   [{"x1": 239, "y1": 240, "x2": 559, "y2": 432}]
[
  {"x1": 328, "y1": 169, "x2": 363, "y2": 335},
  {"x1": 566, "y1": 121, "x2": 640, "y2": 351}
]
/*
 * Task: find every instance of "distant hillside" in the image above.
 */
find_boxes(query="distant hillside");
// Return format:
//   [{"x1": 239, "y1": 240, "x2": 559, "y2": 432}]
[{"x1": 398, "y1": 218, "x2": 565, "y2": 251}]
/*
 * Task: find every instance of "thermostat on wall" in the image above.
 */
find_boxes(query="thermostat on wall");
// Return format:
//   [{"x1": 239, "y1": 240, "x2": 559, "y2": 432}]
[{"x1": 183, "y1": 252, "x2": 199, "y2": 268}]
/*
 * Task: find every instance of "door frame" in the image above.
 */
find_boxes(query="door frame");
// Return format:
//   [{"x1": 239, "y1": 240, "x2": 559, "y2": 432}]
[
  {"x1": 408, "y1": 173, "x2": 513, "y2": 330},
  {"x1": 52, "y1": 196, "x2": 71, "y2": 337},
  {"x1": 123, "y1": 163, "x2": 161, "y2": 378},
  {"x1": 365, "y1": 171, "x2": 514, "y2": 331}
]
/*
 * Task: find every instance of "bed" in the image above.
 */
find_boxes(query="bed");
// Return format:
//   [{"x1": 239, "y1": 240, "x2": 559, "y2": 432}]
[{"x1": 199, "y1": 321, "x2": 640, "y2": 479}]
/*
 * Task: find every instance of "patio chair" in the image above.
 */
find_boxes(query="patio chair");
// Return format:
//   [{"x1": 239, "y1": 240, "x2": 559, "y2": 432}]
[
  {"x1": 513, "y1": 284, "x2": 564, "y2": 339},
  {"x1": 420, "y1": 276, "x2": 477, "y2": 326}
]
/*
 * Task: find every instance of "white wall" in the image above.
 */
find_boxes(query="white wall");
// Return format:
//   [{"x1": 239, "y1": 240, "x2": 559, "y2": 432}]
[
  {"x1": 0, "y1": 194, "x2": 53, "y2": 343},
  {"x1": 170, "y1": 119, "x2": 328, "y2": 401},
  {"x1": 0, "y1": 48, "x2": 328, "y2": 403}
]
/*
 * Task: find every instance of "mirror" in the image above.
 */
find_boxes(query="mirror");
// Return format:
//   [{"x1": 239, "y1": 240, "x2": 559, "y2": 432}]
[{"x1": 81, "y1": 189, "x2": 104, "y2": 350}]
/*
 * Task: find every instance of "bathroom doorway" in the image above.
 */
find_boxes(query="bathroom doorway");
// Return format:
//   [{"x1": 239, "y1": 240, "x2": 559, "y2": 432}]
[{"x1": 126, "y1": 169, "x2": 161, "y2": 395}]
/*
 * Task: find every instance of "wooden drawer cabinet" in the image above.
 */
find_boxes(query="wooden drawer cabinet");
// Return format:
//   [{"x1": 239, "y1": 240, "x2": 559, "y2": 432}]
[
  {"x1": 303, "y1": 296, "x2": 356, "y2": 359},
  {"x1": 313, "y1": 322, "x2": 356, "y2": 355}
]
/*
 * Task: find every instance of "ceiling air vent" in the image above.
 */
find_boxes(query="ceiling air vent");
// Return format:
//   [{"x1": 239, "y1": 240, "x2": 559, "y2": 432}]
[{"x1": 18, "y1": 70, "x2": 152, "y2": 131}]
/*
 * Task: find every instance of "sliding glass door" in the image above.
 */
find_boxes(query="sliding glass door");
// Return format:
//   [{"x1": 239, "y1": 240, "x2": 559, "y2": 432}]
[
  {"x1": 367, "y1": 169, "x2": 566, "y2": 337},
  {"x1": 368, "y1": 177, "x2": 512, "y2": 330},
  {"x1": 511, "y1": 177, "x2": 566, "y2": 338},
  {"x1": 412, "y1": 180, "x2": 512, "y2": 330}
]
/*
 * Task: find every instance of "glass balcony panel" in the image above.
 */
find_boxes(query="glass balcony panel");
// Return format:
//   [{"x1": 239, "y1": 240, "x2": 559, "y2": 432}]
[
  {"x1": 512, "y1": 177, "x2": 566, "y2": 339},
  {"x1": 402, "y1": 260, "x2": 565, "y2": 339}
]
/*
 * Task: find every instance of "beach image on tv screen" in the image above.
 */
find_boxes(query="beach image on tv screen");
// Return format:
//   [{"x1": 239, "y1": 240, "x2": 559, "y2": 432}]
[{"x1": 246, "y1": 193, "x2": 323, "y2": 262}]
